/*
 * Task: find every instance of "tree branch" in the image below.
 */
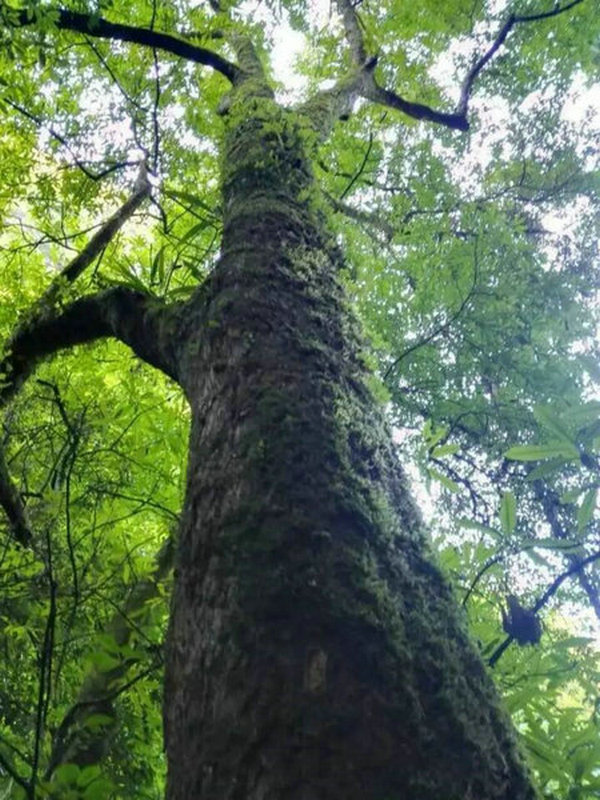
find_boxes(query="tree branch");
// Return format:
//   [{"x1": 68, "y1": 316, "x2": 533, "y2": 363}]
[
  {"x1": 457, "y1": 0, "x2": 585, "y2": 118},
  {"x1": 488, "y1": 548, "x2": 600, "y2": 668},
  {"x1": 1, "y1": 287, "x2": 179, "y2": 407},
  {"x1": 0, "y1": 443, "x2": 33, "y2": 546},
  {"x1": 48, "y1": 164, "x2": 152, "y2": 295},
  {"x1": 0, "y1": 747, "x2": 31, "y2": 797},
  {"x1": 5, "y1": 99, "x2": 137, "y2": 182},
  {"x1": 335, "y1": 0, "x2": 367, "y2": 64},
  {"x1": 364, "y1": 83, "x2": 470, "y2": 131},
  {"x1": 332, "y1": 0, "x2": 585, "y2": 132},
  {"x1": 325, "y1": 192, "x2": 395, "y2": 241},
  {"x1": 534, "y1": 481, "x2": 600, "y2": 623},
  {"x1": 5, "y1": 6, "x2": 239, "y2": 83}
]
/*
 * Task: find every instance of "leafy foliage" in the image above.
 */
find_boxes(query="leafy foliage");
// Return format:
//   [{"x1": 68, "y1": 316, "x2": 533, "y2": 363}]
[{"x1": 0, "y1": 0, "x2": 599, "y2": 797}]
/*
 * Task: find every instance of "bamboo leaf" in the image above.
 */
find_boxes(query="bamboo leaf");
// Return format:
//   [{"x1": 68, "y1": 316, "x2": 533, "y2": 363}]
[
  {"x1": 499, "y1": 491, "x2": 516, "y2": 534},
  {"x1": 505, "y1": 442, "x2": 579, "y2": 461},
  {"x1": 577, "y1": 488, "x2": 597, "y2": 533}
]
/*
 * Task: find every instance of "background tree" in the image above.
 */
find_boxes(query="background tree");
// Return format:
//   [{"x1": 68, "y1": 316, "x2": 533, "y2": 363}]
[{"x1": 0, "y1": 0, "x2": 599, "y2": 798}]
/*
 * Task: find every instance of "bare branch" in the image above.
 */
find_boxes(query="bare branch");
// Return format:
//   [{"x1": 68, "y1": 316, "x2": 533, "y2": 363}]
[
  {"x1": 335, "y1": 0, "x2": 367, "y2": 64},
  {"x1": 5, "y1": 6, "x2": 239, "y2": 83},
  {"x1": 332, "y1": 0, "x2": 468, "y2": 130},
  {"x1": 1, "y1": 161, "x2": 152, "y2": 387},
  {"x1": 364, "y1": 83, "x2": 470, "y2": 131},
  {"x1": 52, "y1": 164, "x2": 152, "y2": 293}
]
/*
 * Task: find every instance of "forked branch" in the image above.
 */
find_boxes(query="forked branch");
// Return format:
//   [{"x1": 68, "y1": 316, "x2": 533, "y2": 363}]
[
  {"x1": 0, "y1": 166, "x2": 173, "y2": 544},
  {"x1": 334, "y1": 0, "x2": 586, "y2": 131}
]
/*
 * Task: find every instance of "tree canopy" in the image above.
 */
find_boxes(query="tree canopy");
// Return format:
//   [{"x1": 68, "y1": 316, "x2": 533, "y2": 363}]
[{"x1": 0, "y1": 0, "x2": 599, "y2": 797}]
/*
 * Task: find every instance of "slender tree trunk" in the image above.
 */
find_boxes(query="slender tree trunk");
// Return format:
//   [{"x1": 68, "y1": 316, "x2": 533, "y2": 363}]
[{"x1": 163, "y1": 87, "x2": 535, "y2": 799}]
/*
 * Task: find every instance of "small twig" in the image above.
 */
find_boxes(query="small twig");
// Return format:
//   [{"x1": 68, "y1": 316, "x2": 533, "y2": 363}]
[
  {"x1": 384, "y1": 240, "x2": 479, "y2": 382},
  {"x1": 31, "y1": 528, "x2": 57, "y2": 791},
  {"x1": 84, "y1": 37, "x2": 149, "y2": 114},
  {"x1": 340, "y1": 132, "x2": 374, "y2": 200},
  {"x1": 462, "y1": 554, "x2": 504, "y2": 607},
  {"x1": 0, "y1": 748, "x2": 31, "y2": 797},
  {"x1": 5, "y1": 99, "x2": 134, "y2": 181}
]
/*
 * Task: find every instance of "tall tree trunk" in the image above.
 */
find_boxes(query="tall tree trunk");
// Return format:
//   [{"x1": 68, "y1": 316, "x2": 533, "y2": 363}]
[{"x1": 163, "y1": 87, "x2": 535, "y2": 800}]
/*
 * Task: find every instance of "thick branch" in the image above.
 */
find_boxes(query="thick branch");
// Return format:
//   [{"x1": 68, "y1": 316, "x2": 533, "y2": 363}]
[
  {"x1": 0, "y1": 163, "x2": 172, "y2": 404},
  {"x1": 332, "y1": 0, "x2": 585, "y2": 132},
  {"x1": 6, "y1": 6, "x2": 239, "y2": 82},
  {"x1": 332, "y1": 0, "x2": 468, "y2": 131},
  {"x1": 44, "y1": 164, "x2": 151, "y2": 302},
  {"x1": 0, "y1": 443, "x2": 33, "y2": 546},
  {"x1": 364, "y1": 82, "x2": 469, "y2": 131},
  {"x1": 335, "y1": 0, "x2": 367, "y2": 64},
  {"x1": 1, "y1": 287, "x2": 179, "y2": 407}
]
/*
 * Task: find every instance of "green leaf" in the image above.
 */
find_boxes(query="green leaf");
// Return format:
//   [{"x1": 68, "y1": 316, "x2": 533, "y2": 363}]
[
  {"x1": 54, "y1": 764, "x2": 81, "y2": 785},
  {"x1": 533, "y1": 405, "x2": 574, "y2": 444},
  {"x1": 431, "y1": 443, "x2": 459, "y2": 458},
  {"x1": 560, "y1": 487, "x2": 583, "y2": 504},
  {"x1": 428, "y1": 468, "x2": 459, "y2": 493},
  {"x1": 505, "y1": 442, "x2": 579, "y2": 461},
  {"x1": 577, "y1": 488, "x2": 597, "y2": 533},
  {"x1": 459, "y1": 518, "x2": 503, "y2": 540},
  {"x1": 83, "y1": 778, "x2": 116, "y2": 800},
  {"x1": 167, "y1": 189, "x2": 218, "y2": 216},
  {"x1": 553, "y1": 636, "x2": 595, "y2": 650},
  {"x1": 525, "y1": 457, "x2": 570, "y2": 481},
  {"x1": 150, "y1": 246, "x2": 165, "y2": 286},
  {"x1": 564, "y1": 400, "x2": 600, "y2": 427},
  {"x1": 499, "y1": 491, "x2": 517, "y2": 534},
  {"x1": 524, "y1": 537, "x2": 581, "y2": 551},
  {"x1": 180, "y1": 220, "x2": 212, "y2": 244},
  {"x1": 89, "y1": 651, "x2": 120, "y2": 672}
]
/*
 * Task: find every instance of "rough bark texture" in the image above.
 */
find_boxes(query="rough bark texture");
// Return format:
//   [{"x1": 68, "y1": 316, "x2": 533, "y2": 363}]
[{"x1": 163, "y1": 82, "x2": 536, "y2": 800}]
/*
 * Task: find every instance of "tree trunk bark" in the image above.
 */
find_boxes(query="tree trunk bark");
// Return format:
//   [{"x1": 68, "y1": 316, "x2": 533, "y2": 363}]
[{"x1": 163, "y1": 91, "x2": 535, "y2": 799}]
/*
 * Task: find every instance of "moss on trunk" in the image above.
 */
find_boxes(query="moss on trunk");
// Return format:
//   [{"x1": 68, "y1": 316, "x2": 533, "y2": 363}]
[{"x1": 163, "y1": 85, "x2": 536, "y2": 800}]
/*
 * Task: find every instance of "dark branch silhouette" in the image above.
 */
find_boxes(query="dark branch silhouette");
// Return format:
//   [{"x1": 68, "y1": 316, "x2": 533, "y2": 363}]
[
  {"x1": 5, "y1": 6, "x2": 239, "y2": 82},
  {"x1": 335, "y1": 0, "x2": 586, "y2": 131},
  {"x1": 488, "y1": 547, "x2": 600, "y2": 667},
  {"x1": 457, "y1": 0, "x2": 586, "y2": 117}
]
